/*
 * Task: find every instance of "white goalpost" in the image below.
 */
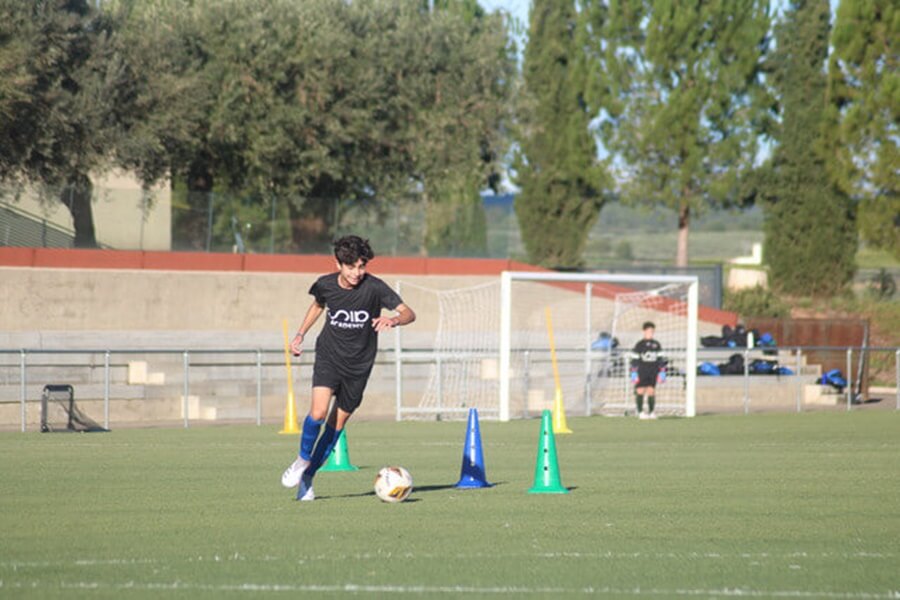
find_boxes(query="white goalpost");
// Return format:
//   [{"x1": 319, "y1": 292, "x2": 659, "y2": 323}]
[{"x1": 499, "y1": 271, "x2": 699, "y2": 421}]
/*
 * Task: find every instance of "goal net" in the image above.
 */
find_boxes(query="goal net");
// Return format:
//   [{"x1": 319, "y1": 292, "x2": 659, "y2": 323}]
[
  {"x1": 40, "y1": 384, "x2": 108, "y2": 432},
  {"x1": 499, "y1": 272, "x2": 698, "y2": 420},
  {"x1": 394, "y1": 280, "x2": 502, "y2": 420},
  {"x1": 594, "y1": 282, "x2": 697, "y2": 416}
]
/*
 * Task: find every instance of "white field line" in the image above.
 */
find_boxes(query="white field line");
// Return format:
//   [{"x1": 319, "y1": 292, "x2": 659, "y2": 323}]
[
  {"x1": 0, "y1": 550, "x2": 894, "y2": 569},
  {"x1": 0, "y1": 580, "x2": 898, "y2": 598}
]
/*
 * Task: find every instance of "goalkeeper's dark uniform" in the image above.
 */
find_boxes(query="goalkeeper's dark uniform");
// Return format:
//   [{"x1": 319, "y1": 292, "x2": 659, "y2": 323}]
[
  {"x1": 630, "y1": 335, "x2": 666, "y2": 417},
  {"x1": 630, "y1": 338, "x2": 666, "y2": 388}
]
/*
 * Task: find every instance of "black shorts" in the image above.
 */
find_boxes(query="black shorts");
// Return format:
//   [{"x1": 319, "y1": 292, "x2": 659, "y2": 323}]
[
  {"x1": 312, "y1": 359, "x2": 372, "y2": 414},
  {"x1": 635, "y1": 367, "x2": 660, "y2": 388}
]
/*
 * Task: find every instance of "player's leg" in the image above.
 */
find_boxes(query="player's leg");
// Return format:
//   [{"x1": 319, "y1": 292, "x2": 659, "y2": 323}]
[
  {"x1": 300, "y1": 386, "x2": 334, "y2": 458},
  {"x1": 298, "y1": 377, "x2": 366, "y2": 501},
  {"x1": 637, "y1": 368, "x2": 656, "y2": 418},
  {"x1": 282, "y1": 386, "x2": 333, "y2": 488},
  {"x1": 634, "y1": 385, "x2": 645, "y2": 416},
  {"x1": 645, "y1": 384, "x2": 657, "y2": 418},
  {"x1": 307, "y1": 378, "x2": 363, "y2": 475},
  {"x1": 297, "y1": 403, "x2": 349, "y2": 502},
  {"x1": 306, "y1": 406, "x2": 352, "y2": 475}
]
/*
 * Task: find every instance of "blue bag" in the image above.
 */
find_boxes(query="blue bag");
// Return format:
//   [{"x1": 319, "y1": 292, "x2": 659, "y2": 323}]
[
  {"x1": 591, "y1": 332, "x2": 619, "y2": 351},
  {"x1": 820, "y1": 369, "x2": 847, "y2": 391},
  {"x1": 699, "y1": 362, "x2": 720, "y2": 376},
  {"x1": 758, "y1": 332, "x2": 776, "y2": 346}
]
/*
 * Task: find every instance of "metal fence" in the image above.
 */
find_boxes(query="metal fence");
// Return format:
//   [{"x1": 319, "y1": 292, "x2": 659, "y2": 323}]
[
  {"x1": 0, "y1": 202, "x2": 75, "y2": 248},
  {"x1": 691, "y1": 346, "x2": 900, "y2": 415},
  {"x1": 0, "y1": 349, "x2": 289, "y2": 432},
  {"x1": 1, "y1": 344, "x2": 897, "y2": 432}
]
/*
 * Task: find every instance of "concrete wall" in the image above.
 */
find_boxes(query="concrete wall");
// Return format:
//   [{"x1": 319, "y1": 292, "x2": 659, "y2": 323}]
[{"x1": 0, "y1": 250, "x2": 735, "y2": 336}]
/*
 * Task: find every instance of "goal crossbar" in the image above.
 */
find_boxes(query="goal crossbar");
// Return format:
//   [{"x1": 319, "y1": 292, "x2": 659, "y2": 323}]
[{"x1": 499, "y1": 271, "x2": 699, "y2": 421}]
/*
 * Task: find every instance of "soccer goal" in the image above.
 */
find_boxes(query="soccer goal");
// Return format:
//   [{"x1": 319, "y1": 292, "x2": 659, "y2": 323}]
[
  {"x1": 498, "y1": 271, "x2": 699, "y2": 420},
  {"x1": 40, "y1": 384, "x2": 108, "y2": 432}
]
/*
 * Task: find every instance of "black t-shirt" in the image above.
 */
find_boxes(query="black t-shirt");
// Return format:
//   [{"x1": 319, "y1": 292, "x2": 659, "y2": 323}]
[
  {"x1": 630, "y1": 338, "x2": 665, "y2": 371},
  {"x1": 310, "y1": 272, "x2": 403, "y2": 377}
]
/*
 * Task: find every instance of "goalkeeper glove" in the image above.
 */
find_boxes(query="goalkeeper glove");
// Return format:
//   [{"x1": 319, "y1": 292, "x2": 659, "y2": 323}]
[
  {"x1": 657, "y1": 369, "x2": 667, "y2": 384},
  {"x1": 630, "y1": 369, "x2": 638, "y2": 383}
]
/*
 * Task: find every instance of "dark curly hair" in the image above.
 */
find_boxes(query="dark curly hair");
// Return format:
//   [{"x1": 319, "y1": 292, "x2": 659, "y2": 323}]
[{"x1": 333, "y1": 235, "x2": 374, "y2": 266}]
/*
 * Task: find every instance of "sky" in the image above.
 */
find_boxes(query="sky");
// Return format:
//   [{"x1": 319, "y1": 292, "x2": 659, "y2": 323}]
[
  {"x1": 478, "y1": 0, "x2": 842, "y2": 32},
  {"x1": 479, "y1": 0, "x2": 529, "y2": 26}
]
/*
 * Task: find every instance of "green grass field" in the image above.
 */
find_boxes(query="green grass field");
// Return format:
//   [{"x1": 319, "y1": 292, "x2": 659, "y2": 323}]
[{"x1": 2, "y1": 412, "x2": 898, "y2": 598}]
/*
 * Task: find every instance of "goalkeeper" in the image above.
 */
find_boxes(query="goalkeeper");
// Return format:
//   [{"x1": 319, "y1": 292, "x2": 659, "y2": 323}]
[
  {"x1": 280, "y1": 235, "x2": 416, "y2": 501},
  {"x1": 629, "y1": 321, "x2": 666, "y2": 419}
]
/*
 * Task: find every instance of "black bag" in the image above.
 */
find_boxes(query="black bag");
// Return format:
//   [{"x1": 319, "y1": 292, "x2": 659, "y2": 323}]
[
  {"x1": 718, "y1": 353, "x2": 745, "y2": 375},
  {"x1": 701, "y1": 335, "x2": 728, "y2": 348}
]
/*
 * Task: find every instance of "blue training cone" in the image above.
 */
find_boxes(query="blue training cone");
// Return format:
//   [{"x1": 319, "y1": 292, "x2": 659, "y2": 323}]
[{"x1": 455, "y1": 408, "x2": 492, "y2": 488}]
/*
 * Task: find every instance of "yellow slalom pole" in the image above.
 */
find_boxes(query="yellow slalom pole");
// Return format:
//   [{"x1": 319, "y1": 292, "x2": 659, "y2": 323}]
[
  {"x1": 545, "y1": 307, "x2": 573, "y2": 434},
  {"x1": 278, "y1": 319, "x2": 301, "y2": 435}
]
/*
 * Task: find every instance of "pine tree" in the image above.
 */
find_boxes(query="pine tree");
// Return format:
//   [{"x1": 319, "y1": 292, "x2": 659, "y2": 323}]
[
  {"x1": 513, "y1": 0, "x2": 606, "y2": 268},
  {"x1": 827, "y1": 0, "x2": 899, "y2": 259},
  {"x1": 763, "y1": 0, "x2": 857, "y2": 296}
]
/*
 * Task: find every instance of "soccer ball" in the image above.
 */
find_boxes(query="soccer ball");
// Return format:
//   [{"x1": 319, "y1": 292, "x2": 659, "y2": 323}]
[{"x1": 373, "y1": 466, "x2": 413, "y2": 503}]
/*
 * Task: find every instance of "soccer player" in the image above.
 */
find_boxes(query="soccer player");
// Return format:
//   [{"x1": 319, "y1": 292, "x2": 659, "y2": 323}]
[
  {"x1": 280, "y1": 235, "x2": 416, "y2": 501},
  {"x1": 629, "y1": 321, "x2": 666, "y2": 419}
]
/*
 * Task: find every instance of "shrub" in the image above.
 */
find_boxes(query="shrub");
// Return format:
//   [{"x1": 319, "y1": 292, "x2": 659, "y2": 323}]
[{"x1": 724, "y1": 286, "x2": 790, "y2": 318}]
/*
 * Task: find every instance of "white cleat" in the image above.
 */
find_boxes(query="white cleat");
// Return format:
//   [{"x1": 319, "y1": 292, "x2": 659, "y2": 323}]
[
  {"x1": 638, "y1": 412, "x2": 648, "y2": 420},
  {"x1": 281, "y1": 456, "x2": 310, "y2": 488},
  {"x1": 647, "y1": 412, "x2": 658, "y2": 420},
  {"x1": 297, "y1": 472, "x2": 315, "y2": 501}
]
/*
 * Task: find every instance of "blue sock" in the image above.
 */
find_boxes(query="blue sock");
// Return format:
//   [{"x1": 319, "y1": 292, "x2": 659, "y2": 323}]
[
  {"x1": 308, "y1": 426, "x2": 341, "y2": 475},
  {"x1": 299, "y1": 415, "x2": 323, "y2": 461}
]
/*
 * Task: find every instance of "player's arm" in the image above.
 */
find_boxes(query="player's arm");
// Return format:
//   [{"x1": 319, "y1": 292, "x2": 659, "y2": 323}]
[
  {"x1": 629, "y1": 342, "x2": 641, "y2": 382},
  {"x1": 290, "y1": 300, "x2": 325, "y2": 356},
  {"x1": 628, "y1": 342, "x2": 641, "y2": 369},
  {"x1": 372, "y1": 302, "x2": 416, "y2": 333}
]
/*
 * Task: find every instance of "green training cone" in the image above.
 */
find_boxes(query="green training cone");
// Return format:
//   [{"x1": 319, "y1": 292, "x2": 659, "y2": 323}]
[
  {"x1": 319, "y1": 430, "x2": 360, "y2": 472},
  {"x1": 528, "y1": 409, "x2": 568, "y2": 494}
]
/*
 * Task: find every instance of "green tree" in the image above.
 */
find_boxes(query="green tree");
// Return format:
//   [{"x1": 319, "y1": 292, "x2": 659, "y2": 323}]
[
  {"x1": 414, "y1": 2, "x2": 514, "y2": 256},
  {"x1": 110, "y1": 0, "x2": 218, "y2": 250},
  {"x1": 587, "y1": 0, "x2": 771, "y2": 267},
  {"x1": 514, "y1": 0, "x2": 606, "y2": 268},
  {"x1": 827, "y1": 0, "x2": 899, "y2": 259},
  {"x1": 116, "y1": 0, "x2": 514, "y2": 254},
  {"x1": 762, "y1": 0, "x2": 857, "y2": 296},
  {"x1": 116, "y1": 0, "x2": 405, "y2": 252},
  {"x1": 0, "y1": 0, "x2": 133, "y2": 247}
]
